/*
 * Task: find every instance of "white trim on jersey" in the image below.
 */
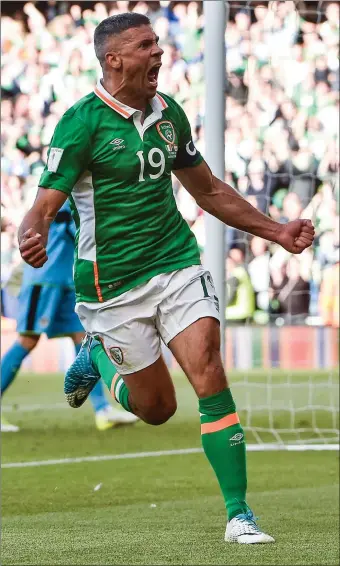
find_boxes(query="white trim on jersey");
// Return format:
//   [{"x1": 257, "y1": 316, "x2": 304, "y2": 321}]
[
  {"x1": 72, "y1": 171, "x2": 96, "y2": 262},
  {"x1": 94, "y1": 80, "x2": 169, "y2": 140}
]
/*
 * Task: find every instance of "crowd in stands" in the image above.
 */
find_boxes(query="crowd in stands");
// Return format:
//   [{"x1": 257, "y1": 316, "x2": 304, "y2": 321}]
[{"x1": 1, "y1": 1, "x2": 339, "y2": 326}]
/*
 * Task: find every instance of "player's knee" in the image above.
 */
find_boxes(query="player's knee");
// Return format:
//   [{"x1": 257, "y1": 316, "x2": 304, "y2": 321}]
[
  {"x1": 193, "y1": 355, "x2": 227, "y2": 398},
  {"x1": 18, "y1": 334, "x2": 40, "y2": 352},
  {"x1": 142, "y1": 397, "x2": 177, "y2": 425}
]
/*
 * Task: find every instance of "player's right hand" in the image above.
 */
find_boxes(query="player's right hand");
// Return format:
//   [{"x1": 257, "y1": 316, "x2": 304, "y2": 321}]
[{"x1": 19, "y1": 228, "x2": 48, "y2": 268}]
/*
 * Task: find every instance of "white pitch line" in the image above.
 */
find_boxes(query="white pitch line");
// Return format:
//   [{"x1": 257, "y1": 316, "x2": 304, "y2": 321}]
[
  {"x1": 2, "y1": 402, "x2": 68, "y2": 412},
  {"x1": 3, "y1": 448, "x2": 203, "y2": 469},
  {"x1": 2, "y1": 443, "x2": 339, "y2": 469},
  {"x1": 6, "y1": 402, "x2": 338, "y2": 413}
]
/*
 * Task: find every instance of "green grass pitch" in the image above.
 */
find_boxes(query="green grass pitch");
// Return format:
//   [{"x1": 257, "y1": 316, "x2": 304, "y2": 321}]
[{"x1": 2, "y1": 369, "x2": 339, "y2": 565}]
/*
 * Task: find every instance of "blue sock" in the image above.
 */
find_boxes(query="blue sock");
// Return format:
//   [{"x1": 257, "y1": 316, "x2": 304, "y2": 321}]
[
  {"x1": 74, "y1": 343, "x2": 109, "y2": 413},
  {"x1": 1, "y1": 342, "x2": 30, "y2": 395}
]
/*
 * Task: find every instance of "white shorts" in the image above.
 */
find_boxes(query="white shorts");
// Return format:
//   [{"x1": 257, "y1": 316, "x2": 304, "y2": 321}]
[{"x1": 76, "y1": 265, "x2": 220, "y2": 375}]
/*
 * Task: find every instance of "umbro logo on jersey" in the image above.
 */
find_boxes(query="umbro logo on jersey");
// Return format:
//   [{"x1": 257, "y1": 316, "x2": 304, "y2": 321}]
[{"x1": 110, "y1": 138, "x2": 126, "y2": 151}]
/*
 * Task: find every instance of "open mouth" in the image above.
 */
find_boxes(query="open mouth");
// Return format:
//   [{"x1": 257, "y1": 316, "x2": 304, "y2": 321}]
[{"x1": 147, "y1": 64, "x2": 161, "y2": 87}]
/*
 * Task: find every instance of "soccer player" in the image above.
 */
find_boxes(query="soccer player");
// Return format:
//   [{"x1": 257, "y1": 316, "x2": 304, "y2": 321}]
[
  {"x1": 1, "y1": 201, "x2": 138, "y2": 432},
  {"x1": 18, "y1": 13, "x2": 315, "y2": 543}
]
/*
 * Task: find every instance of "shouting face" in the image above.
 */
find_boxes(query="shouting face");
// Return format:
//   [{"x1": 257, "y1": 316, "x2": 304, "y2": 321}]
[{"x1": 105, "y1": 25, "x2": 164, "y2": 100}]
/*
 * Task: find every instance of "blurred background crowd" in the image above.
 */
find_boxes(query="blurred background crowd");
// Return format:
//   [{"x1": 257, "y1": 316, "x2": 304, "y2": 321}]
[{"x1": 1, "y1": 0, "x2": 339, "y2": 326}]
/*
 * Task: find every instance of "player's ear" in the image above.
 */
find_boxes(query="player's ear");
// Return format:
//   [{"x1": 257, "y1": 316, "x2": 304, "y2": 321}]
[{"x1": 105, "y1": 51, "x2": 122, "y2": 70}]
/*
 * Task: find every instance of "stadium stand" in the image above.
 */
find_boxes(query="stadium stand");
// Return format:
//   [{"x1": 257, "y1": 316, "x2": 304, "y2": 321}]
[{"x1": 1, "y1": 0, "x2": 339, "y2": 329}]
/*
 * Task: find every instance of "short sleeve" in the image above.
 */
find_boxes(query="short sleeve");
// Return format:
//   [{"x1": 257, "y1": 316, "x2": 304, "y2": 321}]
[
  {"x1": 172, "y1": 103, "x2": 203, "y2": 170},
  {"x1": 39, "y1": 113, "x2": 91, "y2": 195}
]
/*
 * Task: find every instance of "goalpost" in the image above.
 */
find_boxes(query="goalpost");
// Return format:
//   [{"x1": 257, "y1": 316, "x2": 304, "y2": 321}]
[{"x1": 203, "y1": 1, "x2": 339, "y2": 450}]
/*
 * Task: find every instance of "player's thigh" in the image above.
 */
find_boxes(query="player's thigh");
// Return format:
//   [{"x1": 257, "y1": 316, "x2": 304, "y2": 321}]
[
  {"x1": 76, "y1": 285, "x2": 177, "y2": 414},
  {"x1": 47, "y1": 286, "x2": 84, "y2": 339},
  {"x1": 78, "y1": 298, "x2": 177, "y2": 416},
  {"x1": 76, "y1": 285, "x2": 162, "y2": 376},
  {"x1": 16, "y1": 284, "x2": 62, "y2": 338},
  {"x1": 157, "y1": 266, "x2": 228, "y2": 396}
]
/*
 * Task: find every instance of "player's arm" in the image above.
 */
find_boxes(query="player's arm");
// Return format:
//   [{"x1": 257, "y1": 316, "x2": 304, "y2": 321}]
[
  {"x1": 18, "y1": 188, "x2": 68, "y2": 268},
  {"x1": 18, "y1": 112, "x2": 91, "y2": 268},
  {"x1": 171, "y1": 101, "x2": 314, "y2": 254},
  {"x1": 174, "y1": 161, "x2": 315, "y2": 254}
]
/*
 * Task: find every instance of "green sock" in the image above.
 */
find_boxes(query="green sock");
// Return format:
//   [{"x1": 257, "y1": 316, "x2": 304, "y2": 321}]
[
  {"x1": 90, "y1": 343, "x2": 132, "y2": 413},
  {"x1": 199, "y1": 388, "x2": 247, "y2": 521}
]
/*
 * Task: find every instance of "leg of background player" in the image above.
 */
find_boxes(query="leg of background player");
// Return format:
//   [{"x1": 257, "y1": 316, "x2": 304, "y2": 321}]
[
  {"x1": 1, "y1": 334, "x2": 39, "y2": 432},
  {"x1": 1, "y1": 334, "x2": 39, "y2": 394}
]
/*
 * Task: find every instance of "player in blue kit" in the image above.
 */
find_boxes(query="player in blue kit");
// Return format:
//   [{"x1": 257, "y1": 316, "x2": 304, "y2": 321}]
[{"x1": 1, "y1": 201, "x2": 138, "y2": 432}]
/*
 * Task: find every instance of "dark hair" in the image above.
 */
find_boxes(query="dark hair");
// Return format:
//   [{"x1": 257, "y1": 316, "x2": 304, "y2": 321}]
[{"x1": 94, "y1": 13, "x2": 151, "y2": 64}]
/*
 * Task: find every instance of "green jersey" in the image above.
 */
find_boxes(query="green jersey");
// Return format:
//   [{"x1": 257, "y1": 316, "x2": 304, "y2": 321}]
[{"x1": 39, "y1": 81, "x2": 203, "y2": 303}]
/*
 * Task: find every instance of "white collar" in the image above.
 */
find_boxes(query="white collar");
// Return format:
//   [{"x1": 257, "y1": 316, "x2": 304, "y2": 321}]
[{"x1": 94, "y1": 80, "x2": 168, "y2": 119}]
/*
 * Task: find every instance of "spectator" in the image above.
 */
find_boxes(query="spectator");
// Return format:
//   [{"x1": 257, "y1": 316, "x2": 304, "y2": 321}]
[
  {"x1": 225, "y1": 254, "x2": 255, "y2": 323},
  {"x1": 269, "y1": 256, "x2": 310, "y2": 324},
  {"x1": 319, "y1": 259, "x2": 339, "y2": 328},
  {"x1": 246, "y1": 159, "x2": 270, "y2": 213},
  {"x1": 280, "y1": 191, "x2": 303, "y2": 223},
  {"x1": 248, "y1": 237, "x2": 270, "y2": 312},
  {"x1": 286, "y1": 144, "x2": 321, "y2": 206}
]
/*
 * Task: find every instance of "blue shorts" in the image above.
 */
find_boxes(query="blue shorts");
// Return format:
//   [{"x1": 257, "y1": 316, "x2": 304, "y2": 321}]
[{"x1": 17, "y1": 284, "x2": 83, "y2": 339}]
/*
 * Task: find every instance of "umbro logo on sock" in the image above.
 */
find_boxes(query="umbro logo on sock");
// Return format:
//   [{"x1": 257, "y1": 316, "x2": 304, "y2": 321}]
[
  {"x1": 230, "y1": 432, "x2": 244, "y2": 446},
  {"x1": 230, "y1": 433, "x2": 243, "y2": 441}
]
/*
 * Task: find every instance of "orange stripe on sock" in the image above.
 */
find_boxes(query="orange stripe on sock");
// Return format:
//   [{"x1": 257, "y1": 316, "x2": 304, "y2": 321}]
[
  {"x1": 110, "y1": 373, "x2": 120, "y2": 400},
  {"x1": 93, "y1": 262, "x2": 103, "y2": 302},
  {"x1": 201, "y1": 412, "x2": 240, "y2": 434}
]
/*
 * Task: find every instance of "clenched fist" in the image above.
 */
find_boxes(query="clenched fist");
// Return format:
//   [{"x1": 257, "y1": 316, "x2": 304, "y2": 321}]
[
  {"x1": 19, "y1": 228, "x2": 48, "y2": 268},
  {"x1": 275, "y1": 219, "x2": 315, "y2": 254}
]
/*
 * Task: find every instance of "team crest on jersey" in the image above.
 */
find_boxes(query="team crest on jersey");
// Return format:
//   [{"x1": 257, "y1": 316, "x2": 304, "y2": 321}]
[
  {"x1": 157, "y1": 121, "x2": 176, "y2": 144},
  {"x1": 156, "y1": 121, "x2": 178, "y2": 158},
  {"x1": 110, "y1": 346, "x2": 124, "y2": 365}
]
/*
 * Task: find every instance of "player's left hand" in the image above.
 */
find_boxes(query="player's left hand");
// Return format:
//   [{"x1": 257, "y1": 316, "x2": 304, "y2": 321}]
[{"x1": 275, "y1": 219, "x2": 315, "y2": 254}]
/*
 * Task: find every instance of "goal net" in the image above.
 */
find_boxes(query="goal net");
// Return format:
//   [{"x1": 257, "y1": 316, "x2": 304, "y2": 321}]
[
  {"x1": 179, "y1": 0, "x2": 340, "y2": 448},
  {"x1": 221, "y1": 0, "x2": 339, "y2": 448}
]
